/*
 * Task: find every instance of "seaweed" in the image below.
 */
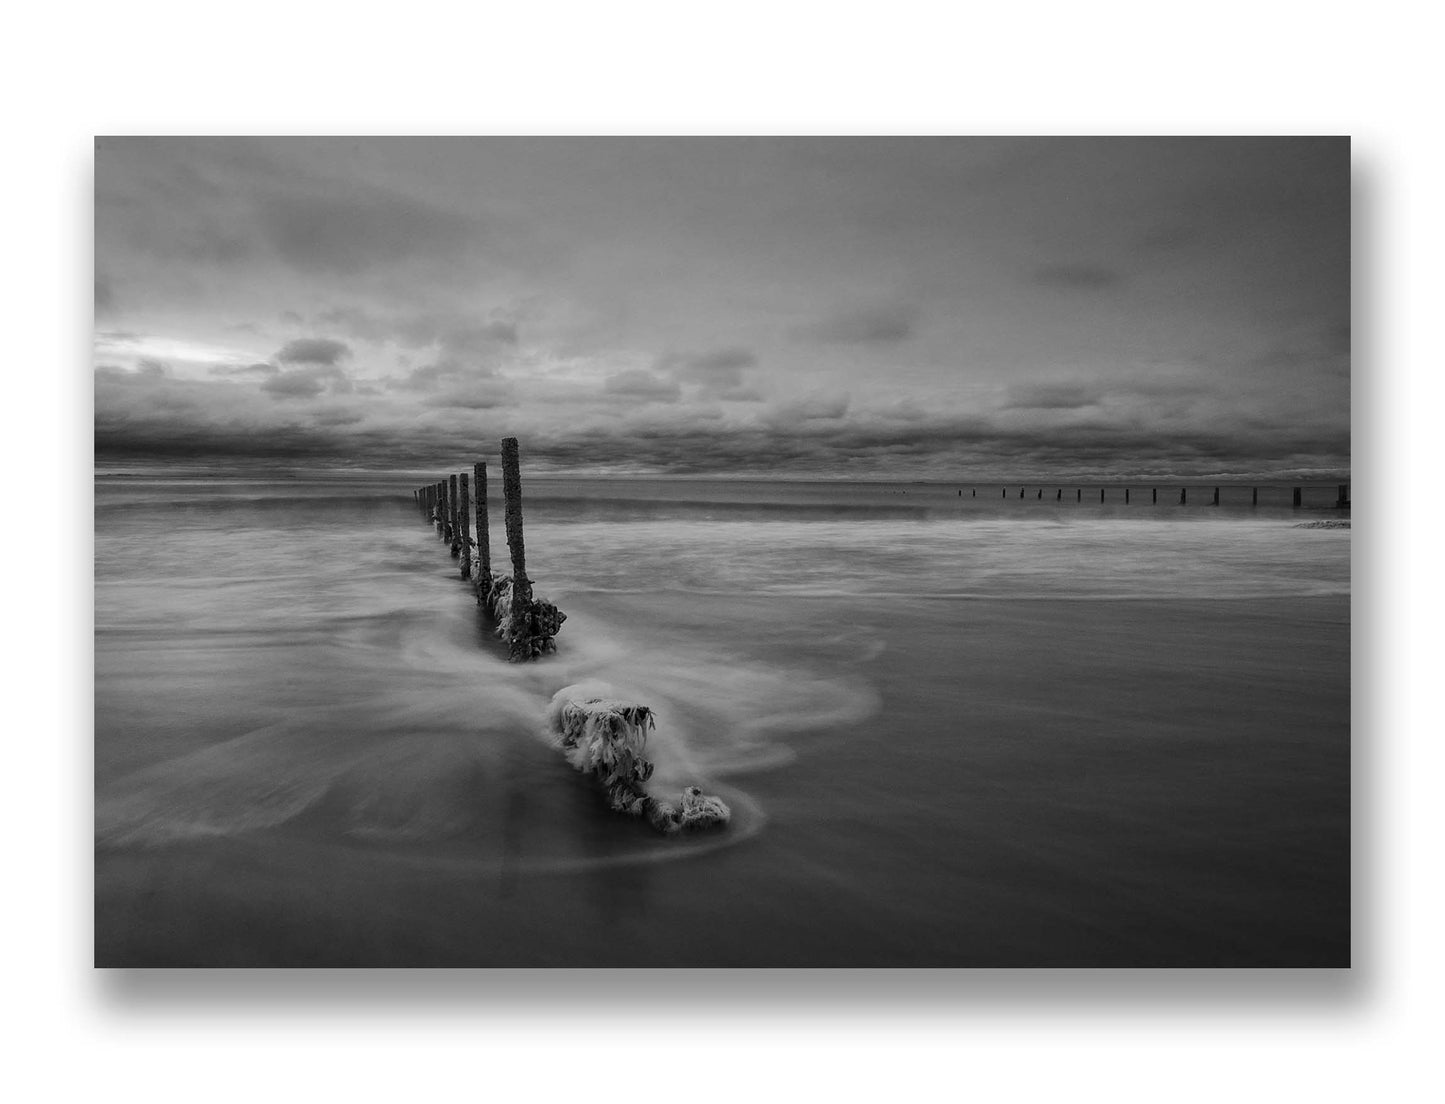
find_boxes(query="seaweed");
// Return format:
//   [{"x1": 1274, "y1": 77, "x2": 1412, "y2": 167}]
[
  {"x1": 546, "y1": 688, "x2": 731, "y2": 835},
  {"x1": 480, "y1": 574, "x2": 567, "y2": 661}
]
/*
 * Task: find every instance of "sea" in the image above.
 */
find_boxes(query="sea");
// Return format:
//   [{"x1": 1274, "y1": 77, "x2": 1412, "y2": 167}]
[{"x1": 94, "y1": 473, "x2": 1351, "y2": 966}]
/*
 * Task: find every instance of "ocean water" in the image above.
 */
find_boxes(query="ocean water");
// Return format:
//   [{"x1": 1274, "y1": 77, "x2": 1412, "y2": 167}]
[{"x1": 94, "y1": 475, "x2": 1351, "y2": 965}]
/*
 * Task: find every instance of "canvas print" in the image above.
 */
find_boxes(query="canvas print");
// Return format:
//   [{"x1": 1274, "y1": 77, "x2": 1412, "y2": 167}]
[{"x1": 94, "y1": 137, "x2": 1350, "y2": 966}]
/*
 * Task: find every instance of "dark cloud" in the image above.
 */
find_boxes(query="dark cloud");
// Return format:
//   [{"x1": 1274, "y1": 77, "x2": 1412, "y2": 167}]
[
  {"x1": 765, "y1": 394, "x2": 850, "y2": 424},
  {"x1": 275, "y1": 337, "x2": 351, "y2": 366},
  {"x1": 1032, "y1": 265, "x2": 1123, "y2": 290},
  {"x1": 256, "y1": 188, "x2": 481, "y2": 275},
  {"x1": 603, "y1": 370, "x2": 682, "y2": 403},
  {"x1": 657, "y1": 346, "x2": 763, "y2": 400},
  {"x1": 387, "y1": 358, "x2": 498, "y2": 393},
  {"x1": 94, "y1": 363, "x2": 1348, "y2": 480},
  {"x1": 682, "y1": 347, "x2": 756, "y2": 373},
  {"x1": 1003, "y1": 382, "x2": 1101, "y2": 411},
  {"x1": 261, "y1": 363, "x2": 351, "y2": 400},
  {"x1": 420, "y1": 381, "x2": 517, "y2": 410},
  {"x1": 797, "y1": 304, "x2": 916, "y2": 344}
]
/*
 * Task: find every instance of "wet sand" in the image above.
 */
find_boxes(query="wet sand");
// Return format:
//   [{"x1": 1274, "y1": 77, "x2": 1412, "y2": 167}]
[{"x1": 96, "y1": 592, "x2": 1348, "y2": 967}]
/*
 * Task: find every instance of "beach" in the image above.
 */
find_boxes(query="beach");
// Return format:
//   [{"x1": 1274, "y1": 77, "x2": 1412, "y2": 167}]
[{"x1": 94, "y1": 476, "x2": 1350, "y2": 966}]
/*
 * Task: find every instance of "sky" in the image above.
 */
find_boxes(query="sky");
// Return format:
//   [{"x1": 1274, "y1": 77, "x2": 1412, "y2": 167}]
[{"x1": 94, "y1": 136, "x2": 1350, "y2": 480}]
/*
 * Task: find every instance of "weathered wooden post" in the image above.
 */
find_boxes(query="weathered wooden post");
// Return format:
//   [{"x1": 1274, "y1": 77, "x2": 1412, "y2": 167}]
[
  {"x1": 1100, "y1": 488, "x2": 1105, "y2": 503},
  {"x1": 1212, "y1": 486, "x2": 1220, "y2": 506},
  {"x1": 1252, "y1": 487, "x2": 1258, "y2": 506},
  {"x1": 1180, "y1": 488, "x2": 1187, "y2": 505},
  {"x1": 1337, "y1": 484, "x2": 1349, "y2": 508},
  {"x1": 501, "y1": 437, "x2": 533, "y2": 658},
  {"x1": 1292, "y1": 487, "x2": 1302, "y2": 508},
  {"x1": 449, "y1": 474, "x2": 461, "y2": 557},
  {"x1": 1125, "y1": 488, "x2": 1130, "y2": 504},
  {"x1": 1076, "y1": 489, "x2": 1081, "y2": 502},
  {"x1": 474, "y1": 461, "x2": 492, "y2": 596},
  {"x1": 1152, "y1": 488, "x2": 1157, "y2": 504},
  {"x1": 1019, "y1": 487, "x2": 1024, "y2": 498},
  {"x1": 1056, "y1": 488, "x2": 1062, "y2": 501},
  {"x1": 458, "y1": 472, "x2": 472, "y2": 579},
  {"x1": 1037, "y1": 489, "x2": 1042, "y2": 500},
  {"x1": 435, "y1": 481, "x2": 446, "y2": 533}
]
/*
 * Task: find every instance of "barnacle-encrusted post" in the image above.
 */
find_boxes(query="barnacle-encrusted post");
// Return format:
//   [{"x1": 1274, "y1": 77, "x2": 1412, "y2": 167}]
[
  {"x1": 474, "y1": 460, "x2": 491, "y2": 597},
  {"x1": 448, "y1": 473, "x2": 461, "y2": 556},
  {"x1": 546, "y1": 688, "x2": 731, "y2": 834},
  {"x1": 500, "y1": 437, "x2": 532, "y2": 658},
  {"x1": 458, "y1": 471, "x2": 472, "y2": 579}
]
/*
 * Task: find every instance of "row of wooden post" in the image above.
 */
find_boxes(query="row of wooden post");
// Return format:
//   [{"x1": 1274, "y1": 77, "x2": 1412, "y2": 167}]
[
  {"x1": 977, "y1": 484, "x2": 1349, "y2": 507},
  {"x1": 410, "y1": 436, "x2": 536, "y2": 655}
]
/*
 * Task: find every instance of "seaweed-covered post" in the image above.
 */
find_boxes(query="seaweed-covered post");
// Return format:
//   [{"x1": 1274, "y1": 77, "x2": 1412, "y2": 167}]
[
  {"x1": 458, "y1": 472, "x2": 472, "y2": 579},
  {"x1": 501, "y1": 437, "x2": 534, "y2": 654},
  {"x1": 1293, "y1": 487, "x2": 1302, "y2": 508},
  {"x1": 474, "y1": 461, "x2": 492, "y2": 596}
]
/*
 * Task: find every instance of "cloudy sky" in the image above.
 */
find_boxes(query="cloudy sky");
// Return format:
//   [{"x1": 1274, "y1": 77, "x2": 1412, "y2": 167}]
[{"x1": 94, "y1": 137, "x2": 1349, "y2": 479}]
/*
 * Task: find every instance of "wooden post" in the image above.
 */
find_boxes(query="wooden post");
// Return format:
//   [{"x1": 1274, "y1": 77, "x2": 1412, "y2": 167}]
[
  {"x1": 436, "y1": 481, "x2": 447, "y2": 534},
  {"x1": 1019, "y1": 487, "x2": 1024, "y2": 498},
  {"x1": 1001, "y1": 487, "x2": 1006, "y2": 498},
  {"x1": 474, "y1": 461, "x2": 492, "y2": 595},
  {"x1": 1152, "y1": 488, "x2": 1157, "y2": 504},
  {"x1": 1100, "y1": 488, "x2": 1104, "y2": 503},
  {"x1": 1293, "y1": 487, "x2": 1302, "y2": 508},
  {"x1": 1037, "y1": 489, "x2": 1042, "y2": 500},
  {"x1": 1125, "y1": 488, "x2": 1130, "y2": 504},
  {"x1": 1212, "y1": 486, "x2": 1220, "y2": 506},
  {"x1": 1252, "y1": 487, "x2": 1258, "y2": 506},
  {"x1": 1337, "y1": 484, "x2": 1348, "y2": 508},
  {"x1": 1056, "y1": 488, "x2": 1062, "y2": 501},
  {"x1": 449, "y1": 474, "x2": 461, "y2": 556},
  {"x1": 458, "y1": 472, "x2": 472, "y2": 579},
  {"x1": 1180, "y1": 488, "x2": 1186, "y2": 505},
  {"x1": 501, "y1": 437, "x2": 532, "y2": 657},
  {"x1": 1076, "y1": 489, "x2": 1081, "y2": 502}
]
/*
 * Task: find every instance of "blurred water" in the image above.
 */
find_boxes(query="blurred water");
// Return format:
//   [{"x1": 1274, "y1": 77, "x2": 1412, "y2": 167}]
[{"x1": 94, "y1": 475, "x2": 1351, "y2": 965}]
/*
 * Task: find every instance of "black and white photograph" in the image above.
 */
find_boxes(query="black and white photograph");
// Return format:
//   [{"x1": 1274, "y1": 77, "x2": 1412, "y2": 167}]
[{"x1": 93, "y1": 136, "x2": 1351, "y2": 967}]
